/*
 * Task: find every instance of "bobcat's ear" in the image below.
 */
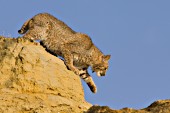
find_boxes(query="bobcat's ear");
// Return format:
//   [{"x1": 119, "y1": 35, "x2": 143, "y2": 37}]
[{"x1": 103, "y1": 55, "x2": 111, "y2": 61}]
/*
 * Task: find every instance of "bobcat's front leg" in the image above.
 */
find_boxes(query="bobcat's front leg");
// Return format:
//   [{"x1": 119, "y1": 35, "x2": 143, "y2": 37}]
[
  {"x1": 79, "y1": 69, "x2": 97, "y2": 93},
  {"x1": 63, "y1": 51, "x2": 80, "y2": 75}
]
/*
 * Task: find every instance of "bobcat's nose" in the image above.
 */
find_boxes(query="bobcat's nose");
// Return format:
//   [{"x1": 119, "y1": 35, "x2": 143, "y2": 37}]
[
  {"x1": 100, "y1": 72, "x2": 105, "y2": 76},
  {"x1": 96, "y1": 71, "x2": 106, "y2": 77}
]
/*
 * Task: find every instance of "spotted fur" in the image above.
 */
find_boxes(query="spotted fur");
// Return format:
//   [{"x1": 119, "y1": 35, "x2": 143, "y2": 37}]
[{"x1": 18, "y1": 13, "x2": 111, "y2": 93}]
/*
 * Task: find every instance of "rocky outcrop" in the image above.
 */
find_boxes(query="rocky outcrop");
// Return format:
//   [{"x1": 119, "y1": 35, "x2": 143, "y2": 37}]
[
  {"x1": 87, "y1": 100, "x2": 170, "y2": 113},
  {"x1": 0, "y1": 36, "x2": 91, "y2": 113},
  {"x1": 87, "y1": 99, "x2": 170, "y2": 113}
]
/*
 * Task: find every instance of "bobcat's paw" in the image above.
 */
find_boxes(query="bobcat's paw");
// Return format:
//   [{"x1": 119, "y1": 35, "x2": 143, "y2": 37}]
[
  {"x1": 33, "y1": 41, "x2": 40, "y2": 46},
  {"x1": 87, "y1": 83, "x2": 97, "y2": 93}
]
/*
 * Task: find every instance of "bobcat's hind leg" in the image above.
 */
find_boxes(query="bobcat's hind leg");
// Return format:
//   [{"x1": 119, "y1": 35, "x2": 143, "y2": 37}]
[
  {"x1": 22, "y1": 29, "x2": 38, "y2": 40},
  {"x1": 19, "y1": 29, "x2": 40, "y2": 45},
  {"x1": 79, "y1": 69, "x2": 97, "y2": 93}
]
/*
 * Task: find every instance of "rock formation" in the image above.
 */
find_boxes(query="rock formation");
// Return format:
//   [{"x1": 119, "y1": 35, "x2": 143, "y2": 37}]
[
  {"x1": 0, "y1": 36, "x2": 91, "y2": 113},
  {"x1": 0, "y1": 36, "x2": 170, "y2": 113},
  {"x1": 87, "y1": 99, "x2": 170, "y2": 113}
]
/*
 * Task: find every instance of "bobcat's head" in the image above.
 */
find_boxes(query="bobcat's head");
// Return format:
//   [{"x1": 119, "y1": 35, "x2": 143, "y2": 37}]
[{"x1": 92, "y1": 55, "x2": 111, "y2": 77}]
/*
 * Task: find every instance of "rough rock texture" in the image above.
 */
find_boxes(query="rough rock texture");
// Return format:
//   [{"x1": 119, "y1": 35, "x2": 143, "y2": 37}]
[
  {"x1": 87, "y1": 100, "x2": 170, "y2": 113},
  {"x1": 0, "y1": 36, "x2": 91, "y2": 113}
]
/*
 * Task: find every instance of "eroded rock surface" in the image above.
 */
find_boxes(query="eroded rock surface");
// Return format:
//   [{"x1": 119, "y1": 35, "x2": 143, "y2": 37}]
[
  {"x1": 0, "y1": 36, "x2": 91, "y2": 113},
  {"x1": 86, "y1": 99, "x2": 170, "y2": 113}
]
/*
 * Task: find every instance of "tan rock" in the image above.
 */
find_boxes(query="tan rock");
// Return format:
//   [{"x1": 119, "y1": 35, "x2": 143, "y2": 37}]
[
  {"x1": 86, "y1": 100, "x2": 170, "y2": 113},
  {"x1": 0, "y1": 36, "x2": 91, "y2": 113}
]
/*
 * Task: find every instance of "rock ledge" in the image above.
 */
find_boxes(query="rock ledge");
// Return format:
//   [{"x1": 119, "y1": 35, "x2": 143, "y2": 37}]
[{"x1": 0, "y1": 36, "x2": 91, "y2": 113}]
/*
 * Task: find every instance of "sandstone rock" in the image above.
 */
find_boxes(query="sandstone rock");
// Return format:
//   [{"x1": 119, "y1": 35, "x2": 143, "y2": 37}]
[
  {"x1": 87, "y1": 100, "x2": 170, "y2": 113},
  {"x1": 0, "y1": 36, "x2": 91, "y2": 113}
]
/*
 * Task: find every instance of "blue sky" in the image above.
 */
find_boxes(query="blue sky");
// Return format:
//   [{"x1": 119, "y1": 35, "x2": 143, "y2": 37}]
[{"x1": 1, "y1": 0, "x2": 170, "y2": 109}]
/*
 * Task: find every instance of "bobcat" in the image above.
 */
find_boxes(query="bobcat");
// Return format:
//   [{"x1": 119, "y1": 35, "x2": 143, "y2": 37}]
[{"x1": 18, "y1": 13, "x2": 111, "y2": 93}]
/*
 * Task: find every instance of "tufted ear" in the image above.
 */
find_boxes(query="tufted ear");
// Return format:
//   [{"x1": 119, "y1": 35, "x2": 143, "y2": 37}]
[{"x1": 103, "y1": 55, "x2": 111, "y2": 61}]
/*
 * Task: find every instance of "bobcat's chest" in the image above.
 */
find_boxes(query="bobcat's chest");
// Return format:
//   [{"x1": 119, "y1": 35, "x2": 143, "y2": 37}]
[{"x1": 73, "y1": 54, "x2": 89, "y2": 69}]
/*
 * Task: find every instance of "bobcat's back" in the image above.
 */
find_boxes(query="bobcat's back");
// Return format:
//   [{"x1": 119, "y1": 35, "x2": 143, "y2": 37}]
[
  {"x1": 18, "y1": 13, "x2": 93, "y2": 52},
  {"x1": 18, "y1": 13, "x2": 75, "y2": 35}
]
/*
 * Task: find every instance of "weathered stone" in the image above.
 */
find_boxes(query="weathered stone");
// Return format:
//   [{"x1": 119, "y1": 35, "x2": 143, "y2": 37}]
[{"x1": 0, "y1": 36, "x2": 91, "y2": 113}]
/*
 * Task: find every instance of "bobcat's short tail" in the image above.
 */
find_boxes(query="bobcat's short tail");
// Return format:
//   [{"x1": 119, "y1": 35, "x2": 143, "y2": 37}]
[{"x1": 18, "y1": 19, "x2": 31, "y2": 34}]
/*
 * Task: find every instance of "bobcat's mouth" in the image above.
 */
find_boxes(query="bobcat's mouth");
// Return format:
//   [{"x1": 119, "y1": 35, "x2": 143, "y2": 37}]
[{"x1": 96, "y1": 71, "x2": 105, "y2": 77}]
